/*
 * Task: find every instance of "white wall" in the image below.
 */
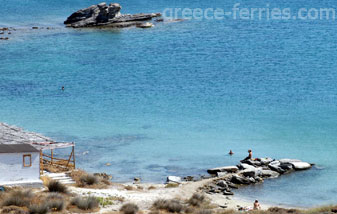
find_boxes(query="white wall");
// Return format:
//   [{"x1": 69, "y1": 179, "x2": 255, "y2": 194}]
[{"x1": 0, "y1": 152, "x2": 40, "y2": 182}]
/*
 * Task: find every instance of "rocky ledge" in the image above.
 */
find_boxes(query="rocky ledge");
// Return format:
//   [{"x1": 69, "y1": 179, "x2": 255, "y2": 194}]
[
  {"x1": 64, "y1": 2, "x2": 161, "y2": 28},
  {"x1": 203, "y1": 157, "x2": 314, "y2": 195}
]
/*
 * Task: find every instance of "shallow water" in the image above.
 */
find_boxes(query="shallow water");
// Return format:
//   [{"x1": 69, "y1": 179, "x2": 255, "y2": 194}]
[{"x1": 1, "y1": 0, "x2": 337, "y2": 208}]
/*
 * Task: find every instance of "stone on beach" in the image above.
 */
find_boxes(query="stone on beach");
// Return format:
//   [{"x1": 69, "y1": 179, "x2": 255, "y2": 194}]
[
  {"x1": 207, "y1": 166, "x2": 239, "y2": 174},
  {"x1": 166, "y1": 176, "x2": 182, "y2": 184},
  {"x1": 216, "y1": 180, "x2": 228, "y2": 188}
]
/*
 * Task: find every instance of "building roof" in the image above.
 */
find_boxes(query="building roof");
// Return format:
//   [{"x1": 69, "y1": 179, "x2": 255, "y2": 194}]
[
  {"x1": 0, "y1": 144, "x2": 39, "y2": 153},
  {"x1": 0, "y1": 122, "x2": 74, "y2": 150}
]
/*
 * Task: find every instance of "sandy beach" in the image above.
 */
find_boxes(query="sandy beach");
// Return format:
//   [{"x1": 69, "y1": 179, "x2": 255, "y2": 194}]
[{"x1": 68, "y1": 177, "x2": 274, "y2": 213}]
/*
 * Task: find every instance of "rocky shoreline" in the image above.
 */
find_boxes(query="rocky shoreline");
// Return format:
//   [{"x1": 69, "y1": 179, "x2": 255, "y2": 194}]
[{"x1": 200, "y1": 157, "x2": 313, "y2": 196}]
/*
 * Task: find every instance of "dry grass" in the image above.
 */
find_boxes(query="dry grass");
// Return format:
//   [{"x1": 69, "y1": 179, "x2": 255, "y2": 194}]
[
  {"x1": 47, "y1": 180, "x2": 68, "y2": 193},
  {"x1": 188, "y1": 193, "x2": 206, "y2": 207},
  {"x1": 1, "y1": 190, "x2": 33, "y2": 207},
  {"x1": 137, "y1": 186, "x2": 144, "y2": 190},
  {"x1": 39, "y1": 176, "x2": 51, "y2": 186},
  {"x1": 47, "y1": 199, "x2": 65, "y2": 212},
  {"x1": 80, "y1": 174, "x2": 99, "y2": 186},
  {"x1": 197, "y1": 209, "x2": 213, "y2": 214},
  {"x1": 43, "y1": 163, "x2": 70, "y2": 173},
  {"x1": 148, "y1": 186, "x2": 157, "y2": 190},
  {"x1": 120, "y1": 203, "x2": 139, "y2": 214},
  {"x1": 125, "y1": 186, "x2": 135, "y2": 191},
  {"x1": 303, "y1": 205, "x2": 337, "y2": 214},
  {"x1": 214, "y1": 205, "x2": 337, "y2": 214},
  {"x1": 28, "y1": 203, "x2": 49, "y2": 214},
  {"x1": 70, "y1": 196, "x2": 99, "y2": 211},
  {"x1": 1, "y1": 205, "x2": 29, "y2": 214},
  {"x1": 216, "y1": 209, "x2": 236, "y2": 214},
  {"x1": 70, "y1": 169, "x2": 109, "y2": 189},
  {"x1": 165, "y1": 183, "x2": 179, "y2": 188},
  {"x1": 152, "y1": 199, "x2": 184, "y2": 213}
]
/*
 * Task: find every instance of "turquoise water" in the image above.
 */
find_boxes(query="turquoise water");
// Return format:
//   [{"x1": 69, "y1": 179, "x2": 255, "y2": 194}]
[{"x1": 1, "y1": 0, "x2": 337, "y2": 207}]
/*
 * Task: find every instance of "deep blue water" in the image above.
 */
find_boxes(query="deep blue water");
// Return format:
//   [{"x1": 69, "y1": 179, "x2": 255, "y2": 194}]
[{"x1": 1, "y1": 0, "x2": 337, "y2": 208}]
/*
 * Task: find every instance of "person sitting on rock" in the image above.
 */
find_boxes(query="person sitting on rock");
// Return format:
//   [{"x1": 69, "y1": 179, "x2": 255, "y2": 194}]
[
  {"x1": 254, "y1": 200, "x2": 261, "y2": 210},
  {"x1": 243, "y1": 149, "x2": 252, "y2": 161}
]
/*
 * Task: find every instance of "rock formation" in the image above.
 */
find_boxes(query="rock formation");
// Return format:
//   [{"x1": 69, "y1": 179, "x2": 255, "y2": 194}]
[
  {"x1": 64, "y1": 2, "x2": 161, "y2": 28},
  {"x1": 203, "y1": 157, "x2": 313, "y2": 196}
]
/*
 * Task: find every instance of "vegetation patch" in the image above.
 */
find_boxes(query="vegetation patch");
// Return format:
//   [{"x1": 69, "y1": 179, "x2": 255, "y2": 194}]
[
  {"x1": 28, "y1": 204, "x2": 48, "y2": 214},
  {"x1": 188, "y1": 193, "x2": 206, "y2": 207},
  {"x1": 47, "y1": 180, "x2": 68, "y2": 193},
  {"x1": 165, "y1": 183, "x2": 179, "y2": 188},
  {"x1": 152, "y1": 199, "x2": 184, "y2": 213},
  {"x1": 120, "y1": 203, "x2": 139, "y2": 214},
  {"x1": 124, "y1": 186, "x2": 134, "y2": 191},
  {"x1": 1, "y1": 205, "x2": 28, "y2": 214},
  {"x1": 1, "y1": 190, "x2": 33, "y2": 207},
  {"x1": 70, "y1": 169, "x2": 110, "y2": 188},
  {"x1": 70, "y1": 196, "x2": 99, "y2": 211},
  {"x1": 97, "y1": 197, "x2": 116, "y2": 207}
]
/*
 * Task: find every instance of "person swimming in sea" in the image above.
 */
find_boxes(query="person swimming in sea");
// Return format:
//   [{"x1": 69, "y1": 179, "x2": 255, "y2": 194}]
[
  {"x1": 229, "y1": 150, "x2": 234, "y2": 155},
  {"x1": 61, "y1": 86, "x2": 65, "y2": 91}
]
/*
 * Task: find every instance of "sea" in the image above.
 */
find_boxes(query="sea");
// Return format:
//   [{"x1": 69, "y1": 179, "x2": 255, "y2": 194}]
[{"x1": 1, "y1": 0, "x2": 337, "y2": 208}]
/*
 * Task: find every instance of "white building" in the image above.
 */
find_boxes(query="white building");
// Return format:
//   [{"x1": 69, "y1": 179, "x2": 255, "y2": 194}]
[
  {"x1": 0, "y1": 122, "x2": 75, "y2": 187},
  {"x1": 0, "y1": 144, "x2": 42, "y2": 186}
]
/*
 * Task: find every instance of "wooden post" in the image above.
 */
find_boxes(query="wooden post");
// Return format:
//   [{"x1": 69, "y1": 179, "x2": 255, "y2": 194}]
[
  {"x1": 40, "y1": 149, "x2": 43, "y2": 176},
  {"x1": 51, "y1": 149, "x2": 54, "y2": 166},
  {"x1": 66, "y1": 149, "x2": 73, "y2": 167},
  {"x1": 72, "y1": 145, "x2": 75, "y2": 169}
]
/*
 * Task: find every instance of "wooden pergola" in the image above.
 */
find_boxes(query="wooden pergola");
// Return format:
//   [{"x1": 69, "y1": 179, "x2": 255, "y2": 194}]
[{"x1": 30, "y1": 142, "x2": 76, "y2": 174}]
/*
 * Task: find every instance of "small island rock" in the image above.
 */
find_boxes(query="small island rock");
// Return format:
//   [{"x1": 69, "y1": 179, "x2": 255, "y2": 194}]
[{"x1": 64, "y1": 2, "x2": 161, "y2": 28}]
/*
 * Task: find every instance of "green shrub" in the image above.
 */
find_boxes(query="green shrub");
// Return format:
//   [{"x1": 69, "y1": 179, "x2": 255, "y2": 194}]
[
  {"x1": 120, "y1": 203, "x2": 139, "y2": 214},
  {"x1": 97, "y1": 197, "x2": 114, "y2": 207},
  {"x1": 47, "y1": 180, "x2": 67, "y2": 193},
  {"x1": 29, "y1": 204, "x2": 48, "y2": 214},
  {"x1": 71, "y1": 196, "x2": 99, "y2": 210}
]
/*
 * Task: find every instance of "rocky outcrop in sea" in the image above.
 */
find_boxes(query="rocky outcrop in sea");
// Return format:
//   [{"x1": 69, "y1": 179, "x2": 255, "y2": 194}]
[
  {"x1": 64, "y1": 2, "x2": 161, "y2": 28},
  {"x1": 202, "y1": 157, "x2": 313, "y2": 195}
]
